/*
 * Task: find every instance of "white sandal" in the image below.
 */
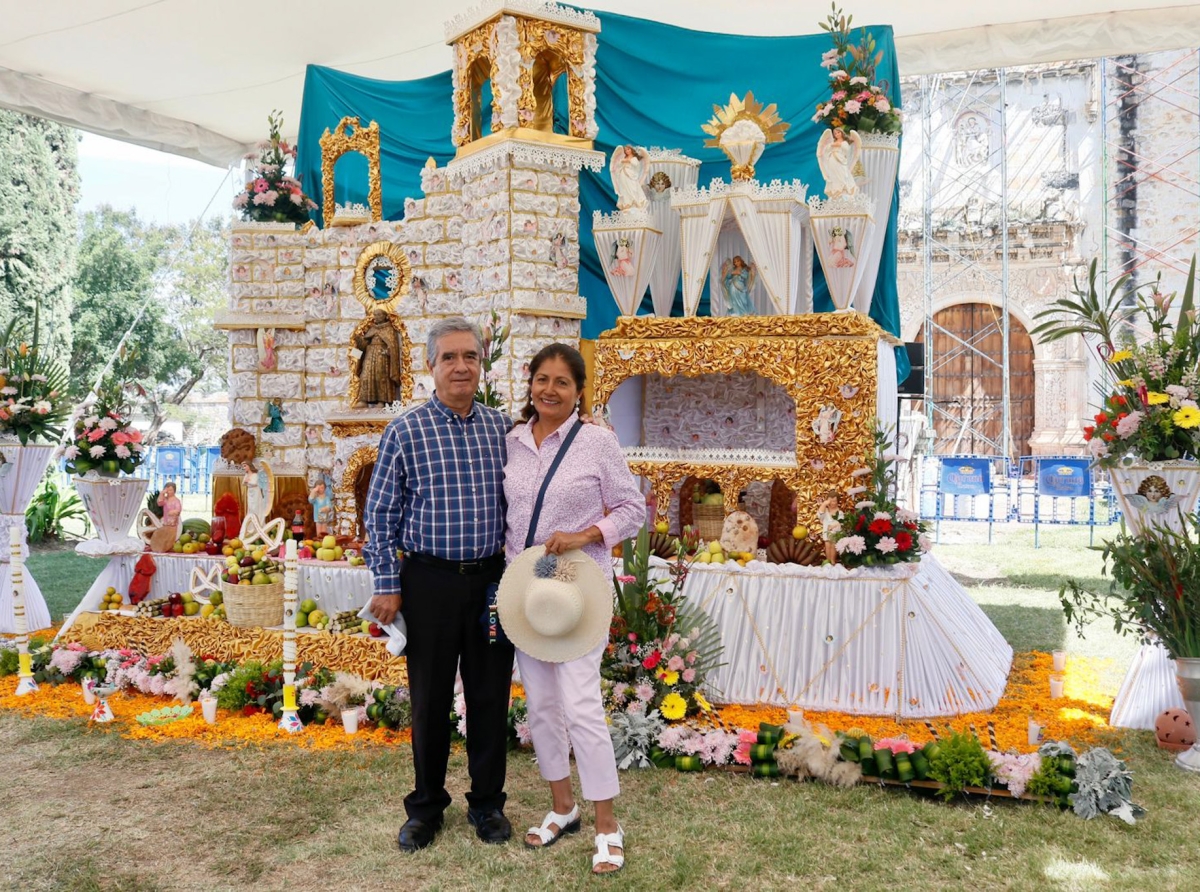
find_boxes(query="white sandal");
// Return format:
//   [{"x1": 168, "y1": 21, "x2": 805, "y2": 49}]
[
  {"x1": 591, "y1": 825, "x2": 625, "y2": 876},
  {"x1": 524, "y1": 804, "x2": 581, "y2": 848}
]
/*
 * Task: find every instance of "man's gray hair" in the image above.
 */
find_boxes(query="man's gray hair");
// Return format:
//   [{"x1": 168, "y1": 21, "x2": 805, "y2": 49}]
[{"x1": 426, "y1": 317, "x2": 484, "y2": 367}]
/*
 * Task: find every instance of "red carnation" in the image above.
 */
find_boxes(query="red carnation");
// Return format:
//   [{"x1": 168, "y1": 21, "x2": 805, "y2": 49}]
[
  {"x1": 868, "y1": 518, "x2": 892, "y2": 535},
  {"x1": 642, "y1": 650, "x2": 662, "y2": 670},
  {"x1": 1094, "y1": 412, "x2": 1108, "y2": 424},
  {"x1": 1082, "y1": 425, "x2": 1095, "y2": 441},
  {"x1": 895, "y1": 531, "x2": 913, "y2": 551}
]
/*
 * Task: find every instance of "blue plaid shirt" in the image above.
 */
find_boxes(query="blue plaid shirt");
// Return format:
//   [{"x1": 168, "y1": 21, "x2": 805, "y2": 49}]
[{"x1": 362, "y1": 394, "x2": 510, "y2": 596}]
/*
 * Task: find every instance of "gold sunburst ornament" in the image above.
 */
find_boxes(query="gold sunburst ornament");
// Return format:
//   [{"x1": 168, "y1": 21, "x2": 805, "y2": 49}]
[{"x1": 701, "y1": 91, "x2": 790, "y2": 181}]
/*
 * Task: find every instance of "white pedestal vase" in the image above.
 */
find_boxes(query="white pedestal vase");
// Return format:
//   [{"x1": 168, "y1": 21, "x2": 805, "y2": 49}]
[
  {"x1": 645, "y1": 150, "x2": 700, "y2": 317},
  {"x1": 592, "y1": 209, "x2": 662, "y2": 317},
  {"x1": 0, "y1": 442, "x2": 55, "y2": 633},
  {"x1": 807, "y1": 194, "x2": 875, "y2": 312},
  {"x1": 1174, "y1": 657, "x2": 1200, "y2": 772},
  {"x1": 73, "y1": 474, "x2": 150, "y2": 557},
  {"x1": 1107, "y1": 458, "x2": 1200, "y2": 536},
  {"x1": 1109, "y1": 639, "x2": 1185, "y2": 729},
  {"x1": 851, "y1": 132, "x2": 900, "y2": 317}
]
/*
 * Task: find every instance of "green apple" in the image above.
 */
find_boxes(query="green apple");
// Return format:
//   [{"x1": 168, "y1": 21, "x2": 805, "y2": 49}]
[
  {"x1": 209, "y1": 591, "x2": 223, "y2": 607},
  {"x1": 296, "y1": 612, "x2": 309, "y2": 628},
  {"x1": 299, "y1": 598, "x2": 317, "y2": 613},
  {"x1": 361, "y1": 620, "x2": 372, "y2": 634},
  {"x1": 321, "y1": 535, "x2": 338, "y2": 549}
]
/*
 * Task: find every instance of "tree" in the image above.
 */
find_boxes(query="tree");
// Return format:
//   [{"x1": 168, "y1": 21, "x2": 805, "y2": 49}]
[
  {"x1": 0, "y1": 111, "x2": 79, "y2": 361},
  {"x1": 71, "y1": 207, "x2": 229, "y2": 439}
]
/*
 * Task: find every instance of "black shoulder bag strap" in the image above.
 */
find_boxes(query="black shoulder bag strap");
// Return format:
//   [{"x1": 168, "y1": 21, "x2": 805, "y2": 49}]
[
  {"x1": 486, "y1": 418, "x2": 584, "y2": 647},
  {"x1": 524, "y1": 418, "x2": 584, "y2": 549}
]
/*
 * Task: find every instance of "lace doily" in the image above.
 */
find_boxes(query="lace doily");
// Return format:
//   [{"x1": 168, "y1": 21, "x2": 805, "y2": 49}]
[
  {"x1": 447, "y1": 141, "x2": 605, "y2": 180},
  {"x1": 807, "y1": 194, "x2": 876, "y2": 216},
  {"x1": 445, "y1": 0, "x2": 600, "y2": 41}
]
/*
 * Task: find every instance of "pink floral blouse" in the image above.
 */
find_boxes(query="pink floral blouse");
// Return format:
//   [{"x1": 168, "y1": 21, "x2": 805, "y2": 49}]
[{"x1": 504, "y1": 412, "x2": 646, "y2": 567}]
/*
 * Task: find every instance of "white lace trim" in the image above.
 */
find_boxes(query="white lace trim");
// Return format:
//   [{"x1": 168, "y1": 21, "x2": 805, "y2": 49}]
[
  {"x1": 511, "y1": 290, "x2": 587, "y2": 318},
  {"x1": 447, "y1": 141, "x2": 604, "y2": 180},
  {"x1": 592, "y1": 208, "x2": 654, "y2": 229},
  {"x1": 445, "y1": 0, "x2": 600, "y2": 42},
  {"x1": 333, "y1": 201, "x2": 369, "y2": 222},
  {"x1": 492, "y1": 16, "x2": 521, "y2": 130},
  {"x1": 645, "y1": 147, "x2": 702, "y2": 166},
  {"x1": 1116, "y1": 456, "x2": 1200, "y2": 471},
  {"x1": 75, "y1": 537, "x2": 145, "y2": 558},
  {"x1": 858, "y1": 132, "x2": 901, "y2": 150},
  {"x1": 230, "y1": 221, "x2": 298, "y2": 232},
  {"x1": 807, "y1": 194, "x2": 876, "y2": 216},
  {"x1": 642, "y1": 553, "x2": 923, "y2": 581},
  {"x1": 622, "y1": 446, "x2": 797, "y2": 468},
  {"x1": 672, "y1": 177, "x2": 809, "y2": 205}
]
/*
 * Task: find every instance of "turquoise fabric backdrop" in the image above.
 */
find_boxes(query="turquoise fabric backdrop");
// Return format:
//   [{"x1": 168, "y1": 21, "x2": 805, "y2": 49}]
[{"x1": 295, "y1": 9, "x2": 906, "y2": 379}]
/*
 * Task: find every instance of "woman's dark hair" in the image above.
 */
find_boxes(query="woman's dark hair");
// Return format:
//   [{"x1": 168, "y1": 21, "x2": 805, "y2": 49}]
[{"x1": 520, "y1": 342, "x2": 587, "y2": 423}]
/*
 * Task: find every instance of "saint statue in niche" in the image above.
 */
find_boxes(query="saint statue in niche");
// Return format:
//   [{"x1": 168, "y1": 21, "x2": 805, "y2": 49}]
[
  {"x1": 721, "y1": 255, "x2": 757, "y2": 316},
  {"x1": 816, "y1": 127, "x2": 861, "y2": 198},
  {"x1": 609, "y1": 144, "x2": 649, "y2": 211},
  {"x1": 353, "y1": 309, "x2": 403, "y2": 408}
]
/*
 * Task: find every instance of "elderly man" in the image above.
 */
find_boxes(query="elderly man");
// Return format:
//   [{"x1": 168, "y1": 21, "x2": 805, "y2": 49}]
[{"x1": 363, "y1": 316, "x2": 514, "y2": 852}]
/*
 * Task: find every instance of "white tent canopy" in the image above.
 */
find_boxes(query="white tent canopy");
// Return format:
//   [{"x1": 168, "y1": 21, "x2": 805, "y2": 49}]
[{"x1": 1, "y1": 1, "x2": 1198, "y2": 166}]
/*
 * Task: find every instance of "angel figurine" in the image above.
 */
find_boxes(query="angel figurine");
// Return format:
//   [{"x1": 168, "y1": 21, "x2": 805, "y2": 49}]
[
  {"x1": 1125, "y1": 475, "x2": 1184, "y2": 516},
  {"x1": 829, "y1": 226, "x2": 856, "y2": 268},
  {"x1": 610, "y1": 238, "x2": 635, "y2": 277},
  {"x1": 812, "y1": 404, "x2": 843, "y2": 445},
  {"x1": 721, "y1": 255, "x2": 757, "y2": 316},
  {"x1": 816, "y1": 127, "x2": 862, "y2": 198},
  {"x1": 242, "y1": 460, "x2": 271, "y2": 520},
  {"x1": 610, "y1": 144, "x2": 649, "y2": 211}
]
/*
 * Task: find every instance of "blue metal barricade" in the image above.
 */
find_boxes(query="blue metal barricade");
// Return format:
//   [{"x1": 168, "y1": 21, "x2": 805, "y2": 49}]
[
  {"x1": 1015, "y1": 455, "x2": 1097, "y2": 547},
  {"x1": 920, "y1": 454, "x2": 1011, "y2": 543}
]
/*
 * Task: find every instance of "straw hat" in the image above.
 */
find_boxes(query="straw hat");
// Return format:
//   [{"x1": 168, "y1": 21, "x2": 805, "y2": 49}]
[{"x1": 496, "y1": 546, "x2": 613, "y2": 663}]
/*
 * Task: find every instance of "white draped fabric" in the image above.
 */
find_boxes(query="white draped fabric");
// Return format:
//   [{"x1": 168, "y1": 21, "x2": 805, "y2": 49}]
[
  {"x1": 592, "y1": 211, "x2": 662, "y2": 316},
  {"x1": 808, "y1": 194, "x2": 875, "y2": 312},
  {"x1": 851, "y1": 134, "x2": 901, "y2": 316},
  {"x1": 0, "y1": 443, "x2": 55, "y2": 633},
  {"x1": 664, "y1": 554, "x2": 1012, "y2": 717},
  {"x1": 58, "y1": 554, "x2": 376, "y2": 637},
  {"x1": 646, "y1": 151, "x2": 700, "y2": 317},
  {"x1": 675, "y1": 193, "x2": 726, "y2": 317},
  {"x1": 725, "y1": 194, "x2": 787, "y2": 314},
  {"x1": 876, "y1": 339, "x2": 899, "y2": 434},
  {"x1": 1109, "y1": 640, "x2": 1186, "y2": 730},
  {"x1": 74, "y1": 476, "x2": 149, "y2": 555}
]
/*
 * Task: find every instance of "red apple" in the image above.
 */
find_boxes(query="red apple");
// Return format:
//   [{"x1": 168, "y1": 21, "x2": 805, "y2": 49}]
[
  {"x1": 369, "y1": 623, "x2": 383, "y2": 637},
  {"x1": 173, "y1": 603, "x2": 186, "y2": 617},
  {"x1": 204, "y1": 542, "x2": 220, "y2": 555},
  {"x1": 225, "y1": 572, "x2": 240, "y2": 584}
]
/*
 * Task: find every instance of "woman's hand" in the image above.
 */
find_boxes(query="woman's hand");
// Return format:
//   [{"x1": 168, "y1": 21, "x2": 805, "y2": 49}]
[{"x1": 543, "y1": 527, "x2": 600, "y2": 555}]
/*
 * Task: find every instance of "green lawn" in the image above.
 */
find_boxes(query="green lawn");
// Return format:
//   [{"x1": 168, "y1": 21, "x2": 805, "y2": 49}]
[{"x1": 6, "y1": 522, "x2": 1197, "y2": 891}]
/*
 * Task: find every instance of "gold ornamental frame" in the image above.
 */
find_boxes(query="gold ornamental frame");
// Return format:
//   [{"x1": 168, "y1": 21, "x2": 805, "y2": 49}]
[
  {"x1": 352, "y1": 241, "x2": 411, "y2": 315},
  {"x1": 346, "y1": 312, "x2": 415, "y2": 409},
  {"x1": 319, "y1": 117, "x2": 383, "y2": 228}
]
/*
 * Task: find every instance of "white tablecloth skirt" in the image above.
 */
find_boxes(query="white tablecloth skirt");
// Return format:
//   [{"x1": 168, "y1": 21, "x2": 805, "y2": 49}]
[
  {"x1": 0, "y1": 563, "x2": 51, "y2": 633},
  {"x1": 59, "y1": 553, "x2": 375, "y2": 635},
  {"x1": 672, "y1": 555, "x2": 1013, "y2": 718},
  {"x1": 1109, "y1": 640, "x2": 1185, "y2": 729}
]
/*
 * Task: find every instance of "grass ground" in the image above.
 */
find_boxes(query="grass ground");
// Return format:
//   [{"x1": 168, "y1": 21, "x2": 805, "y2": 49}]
[{"x1": 5, "y1": 522, "x2": 1197, "y2": 891}]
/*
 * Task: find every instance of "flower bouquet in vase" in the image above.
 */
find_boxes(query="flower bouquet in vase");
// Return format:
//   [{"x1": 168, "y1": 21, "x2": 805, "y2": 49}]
[
  {"x1": 64, "y1": 377, "x2": 149, "y2": 552},
  {"x1": 1032, "y1": 258, "x2": 1200, "y2": 536},
  {"x1": 812, "y1": 4, "x2": 902, "y2": 315},
  {"x1": 233, "y1": 110, "x2": 318, "y2": 226},
  {"x1": 1060, "y1": 513, "x2": 1200, "y2": 772},
  {"x1": 0, "y1": 312, "x2": 69, "y2": 633}
]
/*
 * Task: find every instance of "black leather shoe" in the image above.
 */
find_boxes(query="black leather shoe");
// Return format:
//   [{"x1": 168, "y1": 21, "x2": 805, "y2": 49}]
[
  {"x1": 397, "y1": 816, "x2": 442, "y2": 852},
  {"x1": 467, "y1": 808, "x2": 512, "y2": 844}
]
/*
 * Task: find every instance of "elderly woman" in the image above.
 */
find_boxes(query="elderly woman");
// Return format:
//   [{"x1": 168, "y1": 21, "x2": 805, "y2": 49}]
[{"x1": 503, "y1": 343, "x2": 644, "y2": 875}]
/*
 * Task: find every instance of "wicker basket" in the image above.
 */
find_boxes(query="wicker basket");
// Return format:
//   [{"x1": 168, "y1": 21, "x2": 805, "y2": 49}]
[
  {"x1": 220, "y1": 580, "x2": 284, "y2": 628},
  {"x1": 693, "y1": 503, "x2": 726, "y2": 541}
]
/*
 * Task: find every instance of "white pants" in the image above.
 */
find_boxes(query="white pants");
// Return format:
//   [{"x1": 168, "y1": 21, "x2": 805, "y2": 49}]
[{"x1": 516, "y1": 639, "x2": 620, "y2": 802}]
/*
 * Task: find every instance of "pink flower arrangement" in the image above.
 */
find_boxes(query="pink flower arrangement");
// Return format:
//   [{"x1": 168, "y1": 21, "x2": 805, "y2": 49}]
[
  {"x1": 63, "y1": 379, "x2": 145, "y2": 476},
  {"x1": 811, "y1": 5, "x2": 901, "y2": 135},
  {"x1": 235, "y1": 110, "x2": 318, "y2": 225}
]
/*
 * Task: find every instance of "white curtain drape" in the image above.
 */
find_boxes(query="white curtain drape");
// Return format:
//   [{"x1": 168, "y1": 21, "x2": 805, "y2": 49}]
[
  {"x1": 646, "y1": 151, "x2": 701, "y2": 317},
  {"x1": 592, "y1": 213, "x2": 662, "y2": 316},
  {"x1": 876, "y1": 339, "x2": 898, "y2": 434},
  {"x1": 808, "y1": 195, "x2": 875, "y2": 312},
  {"x1": 727, "y1": 193, "x2": 787, "y2": 314},
  {"x1": 852, "y1": 134, "x2": 901, "y2": 316},
  {"x1": 675, "y1": 194, "x2": 727, "y2": 316},
  {"x1": 1109, "y1": 640, "x2": 1186, "y2": 730}
]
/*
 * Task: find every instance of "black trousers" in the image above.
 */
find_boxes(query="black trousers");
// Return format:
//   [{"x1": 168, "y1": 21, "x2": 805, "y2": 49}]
[{"x1": 399, "y1": 558, "x2": 515, "y2": 821}]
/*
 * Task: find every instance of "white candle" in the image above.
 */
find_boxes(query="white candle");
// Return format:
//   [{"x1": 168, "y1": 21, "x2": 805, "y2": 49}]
[
  {"x1": 342, "y1": 708, "x2": 359, "y2": 734},
  {"x1": 1049, "y1": 676, "x2": 1065, "y2": 699},
  {"x1": 201, "y1": 696, "x2": 218, "y2": 725},
  {"x1": 1052, "y1": 651, "x2": 1066, "y2": 672},
  {"x1": 1027, "y1": 718, "x2": 1043, "y2": 746}
]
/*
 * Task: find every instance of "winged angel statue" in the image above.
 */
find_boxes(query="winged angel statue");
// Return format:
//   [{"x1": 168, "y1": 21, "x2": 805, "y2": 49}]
[
  {"x1": 1124, "y1": 475, "x2": 1186, "y2": 516},
  {"x1": 720, "y1": 255, "x2": 758, "y2": 316},
  {"x1": 816, "y1": 128, "x2": 862, "y2": 199},
  {"x1": 610, "y1": 145, "x2": 650, "y2": 211}
]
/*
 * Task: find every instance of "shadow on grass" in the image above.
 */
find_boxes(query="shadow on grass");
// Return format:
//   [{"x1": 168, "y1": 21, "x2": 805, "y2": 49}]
[
  {"x1": 952, "y1": 571, "x2": 1108, "y2": 593},
  {"x1": 978, "y1": 603, "x2": 1067, "y2": 653}
]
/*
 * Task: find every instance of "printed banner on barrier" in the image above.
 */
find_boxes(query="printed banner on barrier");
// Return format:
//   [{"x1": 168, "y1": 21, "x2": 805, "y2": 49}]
[
  {"x1": 155, "y1": 447, "x2": 184, "y2": 477},
  {"x1": 1037, "y1": 458, "x2": 1091, "y2": 498},
  {"x1": 940, "y1": 458, "x2": 991, "y2": 495}
]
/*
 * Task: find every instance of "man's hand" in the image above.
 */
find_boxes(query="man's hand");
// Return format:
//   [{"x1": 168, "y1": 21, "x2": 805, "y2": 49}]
[
  {"x1": 369, "y1": 594, "x2": 402, "y2": 625},
  {"x1": 543, "y1": 528, "x2": 600, "y2": 555}
]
